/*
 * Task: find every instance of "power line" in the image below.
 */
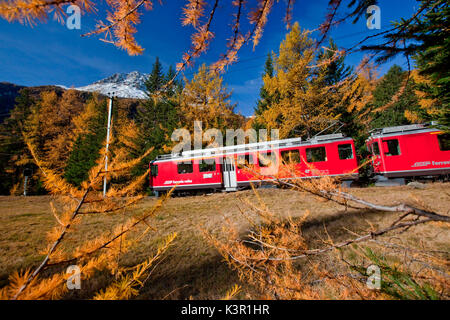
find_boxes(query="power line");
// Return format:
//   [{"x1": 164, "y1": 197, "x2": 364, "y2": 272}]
[{"x1": 179, "y1": 29, "x2": 387, "y2": 79}]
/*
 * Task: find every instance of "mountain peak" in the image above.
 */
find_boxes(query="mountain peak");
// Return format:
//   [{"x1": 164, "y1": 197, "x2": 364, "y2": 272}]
[{"x1": 77, "y1": 71, "x2": 149, "y2": 99}]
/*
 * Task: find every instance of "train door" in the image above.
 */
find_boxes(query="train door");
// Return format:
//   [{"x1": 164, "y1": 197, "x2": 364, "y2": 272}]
[
  {"x1": 222, "y1": 157, "x2": 237, "y2": 191},
  {"x1": 368, "y1": 140, "x2": 383, "y2": 174}
]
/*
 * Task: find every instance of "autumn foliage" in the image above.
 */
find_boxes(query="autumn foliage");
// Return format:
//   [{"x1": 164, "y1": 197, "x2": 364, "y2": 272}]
[
  {"x1": 0, "y1": 106, "x2": 177, "y2": 299},
  {"x1": 181, "y1": 64, "x2": 244, "y2": 133},
  {"x1": 0, "y1": 0, "x2": 448, "y2": 300}
]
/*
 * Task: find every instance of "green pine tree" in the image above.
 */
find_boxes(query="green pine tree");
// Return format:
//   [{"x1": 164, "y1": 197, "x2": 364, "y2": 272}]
[
  {"x1": 314, "y1": 38, "x2": 365, "y2": 151},
  {"x1": 369, "y1": 65, "x2": 421, "y2": 129},
  {"x1": 64, "y1": 133, "x2": 103, "y2": 186},
  {"x1": 164, "y1": 65, "x2": 183, "y2": 97},
  {"x1": 134, "y1": 61, "x2": 182, "y2": 179},
  {"x1": 318, "y1": 38, "x2": 352, "y2": 86},
  {"x1": 255, "y1": 54, "x2": 274, "y2": 116},
  {"x1": 64, "y1": 99, "x2": 107, "y2": 187},
  {"x1": 145, "y1": 57, "x2": 164, "y2": 94},
  {"x1": 134, "y1": 98, "x2": 179, "y2": 176},
  {"x1": 253, "y1": 54, "x2": 275, "y2": 131}
]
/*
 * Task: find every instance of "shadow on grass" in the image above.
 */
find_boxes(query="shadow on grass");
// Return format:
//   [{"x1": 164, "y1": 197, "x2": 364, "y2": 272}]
[{"x1": 138, "y1": 254, "x2": 244, "y2": 300}]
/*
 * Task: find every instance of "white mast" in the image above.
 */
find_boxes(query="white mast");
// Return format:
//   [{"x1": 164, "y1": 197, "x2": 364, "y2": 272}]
[{"x1": 103, "y1": 94, "x2": 114, "y2": 197}]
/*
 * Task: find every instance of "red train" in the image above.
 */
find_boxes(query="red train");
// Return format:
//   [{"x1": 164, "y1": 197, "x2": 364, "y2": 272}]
[
  {"x1": 366, "y1": 124, "x2": 450, "y2": 181},
  {"x1": 149, "y1": 133, "x2": 359, "y2": 193},
  {"x1": 149, "y1": 124, "x2": 450, "y2": 193}
]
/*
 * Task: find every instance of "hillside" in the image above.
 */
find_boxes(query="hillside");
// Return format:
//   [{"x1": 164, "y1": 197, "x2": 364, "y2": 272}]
[
  {"x1": 0, "y1": 82, "x2": 24, "y2": 122},
  {"x1": 0, "y1": 71, "x2": 150, "y2": 123},
  {"x1": 0, "y1": 83, "x2": 142, "y2": 123}
]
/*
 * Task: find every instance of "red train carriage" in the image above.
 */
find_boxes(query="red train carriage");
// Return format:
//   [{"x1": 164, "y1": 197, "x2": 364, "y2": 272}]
[
  {"x1": 366, "y1": 124, "x2": 450, "y2": 179},
  {"x1": 149, "y1": 133, "x2": 359, "y2": 193}
]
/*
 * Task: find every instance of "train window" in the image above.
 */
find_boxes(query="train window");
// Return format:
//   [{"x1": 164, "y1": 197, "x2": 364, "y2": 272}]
[
  {"x1": 281, "y1": 150, "x2": 301, "y2": 164},
  {"x1": 199, "y1": 160, "x2": 216, "y2": 172},
  {"x1": 258, "y1": 151, "x2": 273, "y2": 167},
  {"x1": 177, "y1": 161, "x2": 193, "y2": 174},
  {"x1": 437, "y1": 134, "x2": 450, "y2": 151},
  {"x1": 384, "y1": 139, "x2": 401, "y2": 156},
  {"x1": 306, "y1": 147, "x2": 327, "y2": 162},
  {"x1": 150, "y1": 164, "x2": 158, "y2": 176},
  {"x1": 372, "y1": 142, "x2": 380, "y2": 155},
  {"x1": 237, "y1": 154, "x2": 254, "y2": 168},
  {"x1": 338, "y1": 144, "x2": 353, "y2": 160}
]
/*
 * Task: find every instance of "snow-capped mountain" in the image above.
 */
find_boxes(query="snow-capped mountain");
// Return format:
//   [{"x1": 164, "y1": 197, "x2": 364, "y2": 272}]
[{"x1": 76, "y1": 71, "x2": 149, "y2": 99}]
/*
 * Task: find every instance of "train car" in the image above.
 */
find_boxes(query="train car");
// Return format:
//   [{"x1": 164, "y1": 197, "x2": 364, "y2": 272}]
[
  {"x1": 149, "y1": 133, "x2": 359, "y2": 193},
  {"x1": 366, "y1": 124, "x2": 450, "y2": 180}
]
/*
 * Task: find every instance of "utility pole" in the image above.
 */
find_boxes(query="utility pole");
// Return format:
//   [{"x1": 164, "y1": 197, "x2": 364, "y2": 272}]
[
  {"x1": 103, "y1": 93, "x2": 114, "y2": 197},
  {"x1": 23, "y1": 168, "x2": 32, "y2": 196},
  {"x1": 23, "y1": 176, "x2": 28, "y2": 196}
]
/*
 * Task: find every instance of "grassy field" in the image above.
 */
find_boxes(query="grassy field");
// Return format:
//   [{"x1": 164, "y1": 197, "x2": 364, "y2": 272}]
[{"x1": 0, "y1": 182, "x2": 449, "y2": 299}]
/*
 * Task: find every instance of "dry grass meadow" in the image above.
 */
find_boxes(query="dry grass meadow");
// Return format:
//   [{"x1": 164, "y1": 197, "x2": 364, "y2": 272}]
[{"x1": 0, "y1": 182, "x2": 449, "y2": 299}]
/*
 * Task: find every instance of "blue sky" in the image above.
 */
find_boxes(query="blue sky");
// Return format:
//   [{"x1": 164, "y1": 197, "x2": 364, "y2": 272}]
[{"x1": 0, "y1": 0, "x2": 420, "y2": 116}]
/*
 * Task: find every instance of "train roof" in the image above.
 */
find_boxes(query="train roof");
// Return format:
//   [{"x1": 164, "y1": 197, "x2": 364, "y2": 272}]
[
  {"x1": 367, "y1": 123, "x2": 441, "y2": 140},
  {"x1": 153, "y1": 133, "x2": 352, "y2": 162}
]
